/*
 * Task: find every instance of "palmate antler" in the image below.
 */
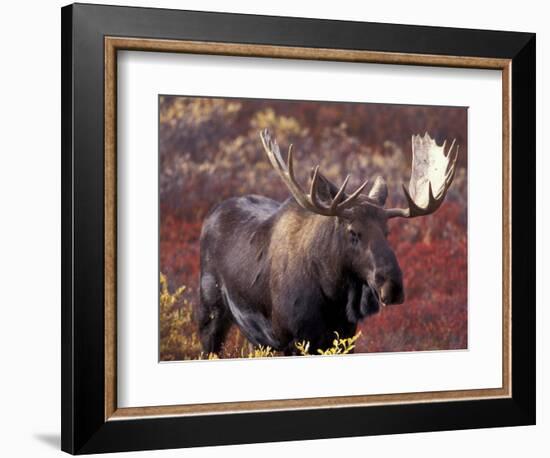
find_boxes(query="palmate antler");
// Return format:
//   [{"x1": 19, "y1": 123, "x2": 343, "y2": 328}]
[
  {"x1": 260, "y1": 129, "x2": 369, "y2": 217},
  {"x1": 385, "y1": 133, "x2": 459, "y2": 219},
  {"x1": 260, "y1": 129, "x2": 458, "y2": 219}
]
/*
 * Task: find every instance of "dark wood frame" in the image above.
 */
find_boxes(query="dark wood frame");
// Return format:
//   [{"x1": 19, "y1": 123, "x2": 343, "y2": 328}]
[{"x1": 62, "y1": 3, "x2": 536, "y2": 454}]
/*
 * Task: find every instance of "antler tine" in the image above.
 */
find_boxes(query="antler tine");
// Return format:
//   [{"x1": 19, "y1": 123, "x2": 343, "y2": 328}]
[
  {"x1": 447, "y1": 144, "x2": 459, "y2": 174},
  {"x1": 439, "y1": 143, "x2": 459, "y2": 196},
  {"x1": 260, "y1": 129, "x2": 281, "y2": 170},
  {"x1": 446, "y1": 139, "x2": 456, "y2": 157},
  {"x1": 336, "y1": 178, "x2": 370, "y2": 211},
  {"x1": 286, "y1": 143, "x2": 295, "y2": 179},
  {"x1": 260, "y1": 129, "x2": 315, "y2": 212},
  {"x1": 309, "y1": 165, "x2": 324, "y2": 210},
  {"x1": 386, "y1": 133, "x2": 459, "y2": 219},
  {"x1": 328, "y1": 174, "x2": 350, "y2": 213}
]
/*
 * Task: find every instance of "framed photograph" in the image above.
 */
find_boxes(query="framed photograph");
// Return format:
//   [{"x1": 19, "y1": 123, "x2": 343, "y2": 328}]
[{"x1": 61, "y1": 3, "x2": 536, "y2": 454}]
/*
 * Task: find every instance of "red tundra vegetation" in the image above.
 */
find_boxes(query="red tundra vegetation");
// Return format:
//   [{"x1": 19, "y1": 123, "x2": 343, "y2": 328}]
[{"x1": 159, "y1": 96, "x2": 467, "y2": 360}]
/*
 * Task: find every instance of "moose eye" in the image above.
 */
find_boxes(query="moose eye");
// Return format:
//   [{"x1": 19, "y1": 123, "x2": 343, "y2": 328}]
[{"x1": 349, "y1": 230, "x2": 361, "y2": 245}]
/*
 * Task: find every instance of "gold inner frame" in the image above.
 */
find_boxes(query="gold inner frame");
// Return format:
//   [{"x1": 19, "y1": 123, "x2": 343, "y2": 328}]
[{"x1": 104, "y1": 36, "x2": 512, "y2": 421}]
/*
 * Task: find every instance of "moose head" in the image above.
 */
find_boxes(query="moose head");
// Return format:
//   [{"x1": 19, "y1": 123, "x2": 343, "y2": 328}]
[{"x1": 260, "y1": 129, "x2": 459, "y2": 308}]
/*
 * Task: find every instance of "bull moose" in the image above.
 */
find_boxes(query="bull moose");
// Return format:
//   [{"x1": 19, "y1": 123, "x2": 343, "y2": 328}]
[{"x1": 198, "y1": 129, "x2": 459, "y2": 355}]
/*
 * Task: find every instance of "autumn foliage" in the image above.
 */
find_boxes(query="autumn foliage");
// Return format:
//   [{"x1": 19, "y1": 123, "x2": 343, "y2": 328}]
[{"x1": 159, "y1": 96, "x2": 467, "y2": 360}]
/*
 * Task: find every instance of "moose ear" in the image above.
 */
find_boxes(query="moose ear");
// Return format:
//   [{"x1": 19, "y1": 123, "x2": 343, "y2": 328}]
[
  {"x1": 310, "y1": 169, "x2": 341, "y2": 203},
  {"x1": 368, "y1": 176, "x2": 388, "y2": 206}
]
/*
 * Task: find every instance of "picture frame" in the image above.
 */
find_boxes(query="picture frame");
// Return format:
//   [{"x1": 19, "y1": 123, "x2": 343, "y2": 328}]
[{"x1": 61, "y1": 3, "x2": 536, "y2": 454}]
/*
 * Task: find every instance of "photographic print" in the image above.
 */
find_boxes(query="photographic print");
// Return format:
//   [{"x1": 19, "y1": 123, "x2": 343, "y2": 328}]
[{"x1": 159, "y1": 96, "x2": 467, "y2": 361}]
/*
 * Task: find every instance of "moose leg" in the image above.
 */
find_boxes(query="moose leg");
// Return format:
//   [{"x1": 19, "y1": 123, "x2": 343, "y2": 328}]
[
  {"x1": 198, "y1": 306, "x2": 231, "y2": 355},
  {"x1": 198, "y1": 273, "x2": 231, "y2": 355}
]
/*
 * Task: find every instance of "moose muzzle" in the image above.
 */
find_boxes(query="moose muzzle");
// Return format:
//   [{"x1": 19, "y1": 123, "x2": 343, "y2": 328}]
[{"x1": 380, "y1": 278, "x2": 405, "y2": 305}]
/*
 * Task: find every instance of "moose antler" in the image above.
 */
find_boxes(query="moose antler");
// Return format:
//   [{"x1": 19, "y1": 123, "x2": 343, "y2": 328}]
[
  {"x1": 260, "y1": 129, "x2": 369, "y2": 217},
  {"x1": 385, "y1": 133, "x2": 459, "y2": 219}
]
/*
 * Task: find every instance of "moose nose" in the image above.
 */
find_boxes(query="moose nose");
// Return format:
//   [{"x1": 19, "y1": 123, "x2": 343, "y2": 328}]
[{"x1": 380, "y1": 279, "x2": 405, "y2": 305}]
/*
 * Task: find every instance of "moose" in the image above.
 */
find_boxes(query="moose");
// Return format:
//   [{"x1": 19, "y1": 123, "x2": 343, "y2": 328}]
[{"x1": 198, "y1": 129, "x2": 458, "y2": 355}]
